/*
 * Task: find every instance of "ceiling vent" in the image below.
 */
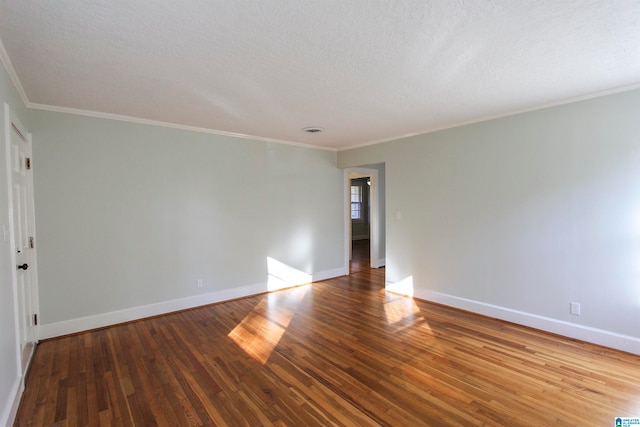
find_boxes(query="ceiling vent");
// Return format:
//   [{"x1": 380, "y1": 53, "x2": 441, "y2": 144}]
[{"x1": 302, "y1": 127, "x2": 323, "y2": 134}]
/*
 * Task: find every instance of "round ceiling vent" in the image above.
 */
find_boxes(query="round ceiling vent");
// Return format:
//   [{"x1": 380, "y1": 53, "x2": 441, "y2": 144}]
[{"x1": 302, "y1": 126, "x2": 324, "y2": 134}]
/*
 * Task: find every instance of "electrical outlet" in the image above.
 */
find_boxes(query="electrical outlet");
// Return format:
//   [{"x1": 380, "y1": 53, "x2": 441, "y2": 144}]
[
  {"x1": 570, "y1": 302, "x2": 581, "y2": 316},
  {"x1": 197, "y1": 279, "x2": 203, "y2": 288}
]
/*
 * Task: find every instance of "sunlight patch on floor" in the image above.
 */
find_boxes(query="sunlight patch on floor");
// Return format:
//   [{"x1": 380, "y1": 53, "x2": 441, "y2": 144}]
[
  {"x1": 384, "y1": 296, "x2": 421, "y2": 325},
  {"x1": 229, "y1": 274, "x2": 310, "y2": 364}
]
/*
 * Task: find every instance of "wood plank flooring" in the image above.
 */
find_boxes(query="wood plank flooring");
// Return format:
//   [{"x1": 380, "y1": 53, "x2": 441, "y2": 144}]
[
  {"x1": 15, "y1": 265, "x2": 640, "y2": 426},
  {"x1": 349, "y1": 239, "x2": 370, "y2": 274}
]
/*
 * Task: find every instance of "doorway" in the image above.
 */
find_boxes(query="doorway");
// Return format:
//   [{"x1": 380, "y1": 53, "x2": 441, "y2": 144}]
[{"x1": 344, "y1": 166, "x2": 384, "y2": 274}]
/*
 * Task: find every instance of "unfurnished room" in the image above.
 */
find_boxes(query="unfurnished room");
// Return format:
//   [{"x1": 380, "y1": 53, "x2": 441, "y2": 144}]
[{"x1": 1, "y1": 1, "x2": 640, "y2": 426}]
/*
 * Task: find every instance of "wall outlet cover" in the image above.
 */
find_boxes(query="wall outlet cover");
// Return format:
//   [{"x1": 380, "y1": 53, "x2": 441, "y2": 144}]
[{"x1": 570, "y1": 302, "x2": 581, "y2": 315}]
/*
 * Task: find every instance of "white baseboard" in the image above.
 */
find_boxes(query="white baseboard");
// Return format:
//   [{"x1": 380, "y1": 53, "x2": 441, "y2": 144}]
[
  {"x1": 39, "y1": 267, "x2": 347, "y2": 340},
  {"x1": 390, "y1": 285, "x2": 640, "y2": 355},
  {"x1": 1, "y1": 376, "x2": 23, "y2": 427},
  {"x1": 313, "y1": 267, "x2": 348, "y2": 282}
]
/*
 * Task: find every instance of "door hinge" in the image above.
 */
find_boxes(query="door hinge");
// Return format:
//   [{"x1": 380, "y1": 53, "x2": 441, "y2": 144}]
[
  {"x1": 25, "y1": 157, "x2": 31, "y2": 170},
  {"x1": 34, "y1": 314, "x2": 38, "y2": 326},
  {"x1": 29, "y1": 236, "x2": 34, "y2": 248}
]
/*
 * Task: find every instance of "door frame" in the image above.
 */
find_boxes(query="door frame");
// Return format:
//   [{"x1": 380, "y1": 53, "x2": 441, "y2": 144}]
[
  {"x1": 4, "y1": 103, "x2": 39, "y2": 376},
  {"x1": 344, "y1": 167, "x2": 381, "y2": 271}
]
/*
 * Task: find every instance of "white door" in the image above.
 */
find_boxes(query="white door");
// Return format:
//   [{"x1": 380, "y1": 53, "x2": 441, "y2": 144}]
[{"x1": 6, "y1": 106, "x2": 38, "y2": 373}]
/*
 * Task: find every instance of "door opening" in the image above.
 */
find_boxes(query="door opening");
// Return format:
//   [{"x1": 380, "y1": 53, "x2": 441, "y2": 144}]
[
  {"x1": 349, "y1": 176, "x2": 370, "y2": 273},
  {"x1": 344, "y1": 167, "x2": 384, "y2": 274}
]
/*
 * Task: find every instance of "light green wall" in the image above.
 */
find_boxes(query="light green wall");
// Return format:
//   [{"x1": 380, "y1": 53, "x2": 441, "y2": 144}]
[
  {"x1": 30, "y1": 110, "x2": 344, "y2": 324},
  {"x1": 368, "y1": 162, "x2": 385, "y2": 263},
  {"x1": 0, "y1": 61, "x2": 29, "y2": 425},
  {"x1": 339, "y1": 89, "x2": 640, "y2": 339}
]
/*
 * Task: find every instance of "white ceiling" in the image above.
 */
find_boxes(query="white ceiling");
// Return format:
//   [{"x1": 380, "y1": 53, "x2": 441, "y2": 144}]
[{"x1": 1, "y1": 1, "x2": 639, "y2": 150}]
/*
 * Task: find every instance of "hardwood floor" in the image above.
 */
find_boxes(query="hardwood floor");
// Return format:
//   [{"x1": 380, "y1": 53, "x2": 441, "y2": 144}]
[
  {"x1": 350, "y1": 239, "x2": 370, "y2": 274},
  {"x1": 15, "y1": 265, "x2": 640, "y2": 426}
]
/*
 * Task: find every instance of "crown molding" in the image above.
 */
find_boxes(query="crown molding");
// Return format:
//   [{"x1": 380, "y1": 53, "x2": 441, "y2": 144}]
[
  {"x1": 28, "y1": 103, "x2": 337, "y2": 151},
  {"x1": 0, "y1": 37, "x2": 29, "y2": 107},
  {"x1": 0, "y1": 36, "x2": 335, "y2": 152},
  {"x1": 6, "y1": 26, "x2": 639, "y2": 154},
  {"x1": 339, "y1": 82, "x2": 640, "y2": 151}
]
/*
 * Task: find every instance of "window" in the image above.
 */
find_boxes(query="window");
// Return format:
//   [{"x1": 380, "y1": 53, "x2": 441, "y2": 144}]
[{"x1": 351, "y1": 183, "x2": 362, "y2": 220}]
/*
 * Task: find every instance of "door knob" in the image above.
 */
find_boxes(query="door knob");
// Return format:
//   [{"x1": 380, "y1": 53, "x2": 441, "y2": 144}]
[{"x1": 17, "y1": 263, "x2": 28, "y2": 270}]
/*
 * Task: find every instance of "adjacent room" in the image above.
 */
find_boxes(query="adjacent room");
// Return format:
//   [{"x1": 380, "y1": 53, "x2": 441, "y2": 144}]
[{"x1": 1, "y1": 1, "x2": 639, "y2": 425}]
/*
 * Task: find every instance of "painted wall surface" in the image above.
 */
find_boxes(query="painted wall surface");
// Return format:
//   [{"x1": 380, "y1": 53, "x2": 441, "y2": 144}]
[
  {"x1": 0, "y1": 61, "x2": 29, "y2": 426},
  {"x1": 339, "y1": 89, "x2": 640, "y2": 341},
  {"x1": 30, "y1": 110, "x2": 344, "y2": 325},
  {"x1": 368, "y1": 162, "x2": 386, "y2": 264}
]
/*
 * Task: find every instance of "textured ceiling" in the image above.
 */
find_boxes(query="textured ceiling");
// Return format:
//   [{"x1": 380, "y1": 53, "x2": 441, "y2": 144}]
[{"x1": 1, "y1": 1, "x2": 639, "y2": 150}]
